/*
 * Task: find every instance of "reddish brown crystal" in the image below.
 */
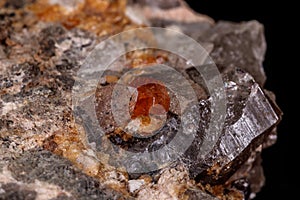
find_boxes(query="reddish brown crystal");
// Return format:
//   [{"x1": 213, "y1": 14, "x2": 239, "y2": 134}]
[{"x1": 129, "y1": 77, "x2": 170, "y2": 126}]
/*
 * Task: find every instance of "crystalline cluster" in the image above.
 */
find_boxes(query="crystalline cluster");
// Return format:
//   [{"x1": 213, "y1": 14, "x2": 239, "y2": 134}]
[{"x1": 0, "y1": 0, "x2": 281, "y2": 199}]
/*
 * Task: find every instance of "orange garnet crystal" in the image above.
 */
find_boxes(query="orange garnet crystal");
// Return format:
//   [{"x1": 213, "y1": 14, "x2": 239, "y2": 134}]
[{"x1": 129, "y1": 78, "x2": 170, "y2": 125}]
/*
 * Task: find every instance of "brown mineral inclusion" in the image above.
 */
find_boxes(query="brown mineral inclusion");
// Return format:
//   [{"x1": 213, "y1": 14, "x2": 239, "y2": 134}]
[{"x1": 129, "y1": 78, "x2": 170, "y2": 126}]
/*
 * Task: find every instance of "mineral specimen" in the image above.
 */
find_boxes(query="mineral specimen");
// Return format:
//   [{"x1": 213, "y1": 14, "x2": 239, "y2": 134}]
[{"x1": 0, "y1": 0, "x2": 282, "y2": 200}]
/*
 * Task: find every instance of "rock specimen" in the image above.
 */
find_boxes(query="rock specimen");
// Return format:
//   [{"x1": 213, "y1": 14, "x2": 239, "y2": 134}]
[{"x1": 0, "y1": 0, "x2": 282, "y2": 199}]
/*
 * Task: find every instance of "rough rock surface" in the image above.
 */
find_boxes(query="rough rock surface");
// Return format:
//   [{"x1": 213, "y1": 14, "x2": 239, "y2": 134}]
[{"x1": 0, "y1": 0, "x2": 282, "y2": 199}]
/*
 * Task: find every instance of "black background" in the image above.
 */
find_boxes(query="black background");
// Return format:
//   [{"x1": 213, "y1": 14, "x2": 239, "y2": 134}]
[{"x1": 185, "y1": 0, "x2": 296, "y2": 199}]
